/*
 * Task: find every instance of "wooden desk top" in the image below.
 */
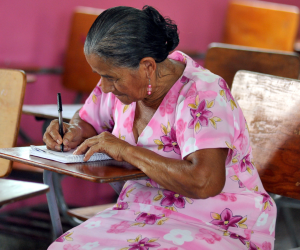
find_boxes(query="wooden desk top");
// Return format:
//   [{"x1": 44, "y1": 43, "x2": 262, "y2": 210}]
[
  {"x1": 22, "y1": 104, "x2": 82, "y2": 122},
  {"x1": 0, "y1": 179, "x2": 49, "y2": 206},
  {"x1": 0, "y1": 147, "x2": 146, "y2": 183}
]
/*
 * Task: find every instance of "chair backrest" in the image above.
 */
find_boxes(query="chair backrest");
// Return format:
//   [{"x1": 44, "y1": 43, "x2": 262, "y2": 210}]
[
  {"x1": 231, "y1": 70, "x2": 300, "y2": 200},
  {"x1": 223, "y1": 0, "x2": 299, "y2": 51},
  {"x1": 0, "y1": 69, "x2": 26, "y2": 177},
  {"x1": 62, "y1": 7, "x2": 104, "y2": 93},
  {"x1": 204, "y1": 43, "x2": 300, "y2": 89}
]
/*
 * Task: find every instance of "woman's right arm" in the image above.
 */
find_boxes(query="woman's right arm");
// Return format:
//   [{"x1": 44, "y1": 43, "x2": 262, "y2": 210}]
[{"x1": 43, "y1": 109, "x2": 98, "y2": 151}]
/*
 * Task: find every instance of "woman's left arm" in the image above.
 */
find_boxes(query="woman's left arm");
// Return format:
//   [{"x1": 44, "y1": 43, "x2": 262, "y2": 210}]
[{"x1": 74, "y1": 131, "x2": 227, "y2": 199}]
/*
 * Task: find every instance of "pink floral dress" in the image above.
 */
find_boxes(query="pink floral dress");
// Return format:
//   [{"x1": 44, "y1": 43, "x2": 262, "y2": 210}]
[{"x1": 48, "y1": 51, "x2": 276, "y2": 250}]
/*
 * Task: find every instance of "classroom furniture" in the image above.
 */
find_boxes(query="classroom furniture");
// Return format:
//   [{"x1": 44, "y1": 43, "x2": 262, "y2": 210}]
[
  {"x1": 22, "y1": 104, "x2": 120, "y2": 222},
  {"x1": 0, "y1": 69, "x2": 49, "y2": 207},
  {"x1": 0, "y1": 147, "x2": 145, "y2": 237},
  {"x1": 223, "y1": 0, "x2": 299, "y2": 51},
  {"x1": 22, "y1": 104, "x2": 82, "y2": 122},
  {"x1": 204, "y1": 43, "x2": 300, "y2": 89},
  {"x1": 62, "y1": 7, "x2": 103, "y2": 96},
  {"x1": 231, "y1": 70, "x2": 300, "y2": 248}
]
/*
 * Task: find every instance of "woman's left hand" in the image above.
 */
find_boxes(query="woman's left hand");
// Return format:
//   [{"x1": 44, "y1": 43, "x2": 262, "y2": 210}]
[{"x1": 73, "y1": 131, "x2": 130, "y2": 162}]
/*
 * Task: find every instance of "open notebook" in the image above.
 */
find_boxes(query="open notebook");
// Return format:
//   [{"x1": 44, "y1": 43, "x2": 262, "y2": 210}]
[{"x1": 30, "y1": 145, "x2": 111, "y2": 163}]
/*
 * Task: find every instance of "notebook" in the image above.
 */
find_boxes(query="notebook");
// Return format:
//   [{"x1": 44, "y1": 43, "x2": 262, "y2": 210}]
[{"x1": 30, "y1": 145, "x2": 112, "y2": 163}]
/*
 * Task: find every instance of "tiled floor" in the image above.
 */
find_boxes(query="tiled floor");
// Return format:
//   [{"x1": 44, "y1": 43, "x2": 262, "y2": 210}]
[{"x1": 0, "y1": 204, "x2": 299, "y2": 250}]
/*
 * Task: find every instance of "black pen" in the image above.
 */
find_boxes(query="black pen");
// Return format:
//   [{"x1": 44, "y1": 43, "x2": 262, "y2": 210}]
[{"x1": 57, "y1": 93, "x2": 64, "y2": 152}]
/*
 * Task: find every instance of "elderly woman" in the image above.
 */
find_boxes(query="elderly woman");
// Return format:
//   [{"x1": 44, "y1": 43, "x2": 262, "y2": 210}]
[{"x1": 46, "y1": 5, "x2": 276, "y2": 250}]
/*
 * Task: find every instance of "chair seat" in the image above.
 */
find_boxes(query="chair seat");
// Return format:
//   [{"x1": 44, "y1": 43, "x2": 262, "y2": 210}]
[
  {"x1": 67, "y1": 203, "x2": 115, "y2": 221},
  {"x1": 0, "y1": 179, "x2": 49, "y2": 206}
]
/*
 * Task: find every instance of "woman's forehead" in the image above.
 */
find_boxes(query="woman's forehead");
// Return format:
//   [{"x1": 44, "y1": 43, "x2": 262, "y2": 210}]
[
  {"x1": 87, "y1": 54, "x2": 117, "y2": 73},
  {"x1": 87, "y1": 53, "x2": 140, "y2": 78}
]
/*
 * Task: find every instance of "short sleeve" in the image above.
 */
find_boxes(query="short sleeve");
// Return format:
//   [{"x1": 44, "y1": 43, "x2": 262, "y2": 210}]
[
  {"x1": 175, "y1": 78, "x2": 235, "y2": 159},
  {"x1": 79, "y1": 79, "x2": 115, "y2": 134}
]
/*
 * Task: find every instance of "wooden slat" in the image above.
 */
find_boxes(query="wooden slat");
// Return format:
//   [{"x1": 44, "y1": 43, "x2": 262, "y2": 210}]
[
  {"x1": 204, "y1": 43, "x2": 300, "y2": 89},
  {"x1": 68, "y1": 203, "x2": 115, "y2": 221},
  {"x1": 0, "y1": 179, "x2": 49, "y2": 206},
  {"x1": 231, "y1": 70, "x2": 300, "y2": 200},
  {"x1": 223, "y1": 0, "x2": 299, "y2": 51}
]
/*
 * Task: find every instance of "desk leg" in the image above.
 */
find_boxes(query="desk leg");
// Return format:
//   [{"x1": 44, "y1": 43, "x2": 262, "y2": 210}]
[
  {"x1": 43, "y1": 170, "x2": 63, "y2": 239},
  {"x1": 53, "y1": 173, "x2": 83, "y2": 226}
]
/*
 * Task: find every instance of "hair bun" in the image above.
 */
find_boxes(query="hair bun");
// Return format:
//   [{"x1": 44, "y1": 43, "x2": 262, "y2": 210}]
[
  {"x1": 85, "y1": 6, "x2": 179, "y2": 68},
  {"x1": 143, "y1": 6, "x2": 179, "y2": 53}
]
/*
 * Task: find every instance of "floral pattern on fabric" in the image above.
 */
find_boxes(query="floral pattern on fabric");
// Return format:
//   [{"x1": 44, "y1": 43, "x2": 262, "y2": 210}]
[
  {"x1": 132, "y1": 213, "x2": 168, "y2": 227},
  {"x1": 210, "y1": 208, "x2": 247, "y2": 230},
  {"x1": 153, "y1": 190, "x2": 193, "y2": 212},
  {"x1": 154, "y1": 122, "x2": 180, "y2": 154},
  {"x1": 218, "y1": 78, "x2": 237, "y2": 110},
  {"x1": 187, "y1": 96, "x2": 222, "y2": 133},
  {"x1": 121, "y1": 235, "x2": 161, "y2": 250},
  {"x1": 49, "y1": 51, "x2": 276, "y2": 250}
]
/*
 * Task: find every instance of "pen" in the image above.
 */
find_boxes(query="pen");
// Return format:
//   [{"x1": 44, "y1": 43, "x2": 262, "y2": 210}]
[{"x1": 57, "y1": 93, "x2": 64, "y2": 152}]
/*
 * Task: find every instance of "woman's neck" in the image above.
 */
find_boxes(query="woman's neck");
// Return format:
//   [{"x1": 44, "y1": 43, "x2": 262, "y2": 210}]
[{"x1": 142, "y1": 58, "x2": 185, "y2": 109}]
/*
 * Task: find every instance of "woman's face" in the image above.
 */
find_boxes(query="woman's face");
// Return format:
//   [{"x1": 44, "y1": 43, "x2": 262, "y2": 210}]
[{"x1": 86, "y1": 54, "x2": 147, "y2": 105}]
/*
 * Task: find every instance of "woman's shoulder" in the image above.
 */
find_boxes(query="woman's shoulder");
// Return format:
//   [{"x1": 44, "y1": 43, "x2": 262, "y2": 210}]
[
  {"x1": 177, "y1": 70, "x2": 224, "y2": 105},
  {"x1": 170, "y1": 51, "x2": 224, "y2": 100}
]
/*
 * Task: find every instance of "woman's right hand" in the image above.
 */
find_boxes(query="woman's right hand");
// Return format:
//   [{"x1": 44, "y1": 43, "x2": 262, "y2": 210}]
[{"x1": 43, "y1": 119, "x2": 84, "y2": 151}]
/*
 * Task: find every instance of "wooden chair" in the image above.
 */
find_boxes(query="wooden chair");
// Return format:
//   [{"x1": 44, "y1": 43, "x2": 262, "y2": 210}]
[
  {"x1": 223, "y1": 0, "x2": 299, "y2": 51},
  {"x1": 231, "y1": 70, "x2": 300, "y2": 248},
  {"x1": 0, "y1": 69, "x2": 49, "y2": 207},
  {"x1": 62, "y1": 6, "x2": 103, "y2": 97},
  {"x1": 204, "y1": 42, "x2": 300, "y2": 89}
]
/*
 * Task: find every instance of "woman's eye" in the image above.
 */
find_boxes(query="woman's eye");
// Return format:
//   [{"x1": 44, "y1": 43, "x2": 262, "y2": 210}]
[{"x1": 108, "y1": 78, "x2": 115, "y2": 83}]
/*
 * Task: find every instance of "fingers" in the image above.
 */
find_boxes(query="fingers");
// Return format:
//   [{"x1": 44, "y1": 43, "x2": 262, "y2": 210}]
[
  {"x1": 46, "y1": 120, "x2": 61, "y2": 142},
  {"x1": 44, "y1": 132, "x2": 57, "y2": 150},
  {"x1": 62, "y1": 124, "x2": 83, "y2": 147},
  {"x1": 83, "y1": 145, "x2": 99, "y2": 161},
  {"x1": 62, "y1": 131, "x2": 74, "y2": 146},
  {"x1": 73, "y1": 136, "x2": 99, "y2": 155},
  {"x1": 43, "y1": 120, "x2": 59, "y2": 150},
  {"x1": 43, "y1": 120, "x2": 74, "y2": 151},
  {"x1": 82, "y1": 141, "x2": 108, "y2": 161}
]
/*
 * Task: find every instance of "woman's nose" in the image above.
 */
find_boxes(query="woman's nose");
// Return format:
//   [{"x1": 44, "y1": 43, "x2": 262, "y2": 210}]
[{"x1": 101, "y1": 80, "x2": 115, "y2": 94}]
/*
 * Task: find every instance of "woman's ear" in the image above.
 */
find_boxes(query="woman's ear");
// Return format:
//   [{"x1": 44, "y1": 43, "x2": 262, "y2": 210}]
[{"x1": 139, "y1": 57, "x2": 156, "y2": 78}]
